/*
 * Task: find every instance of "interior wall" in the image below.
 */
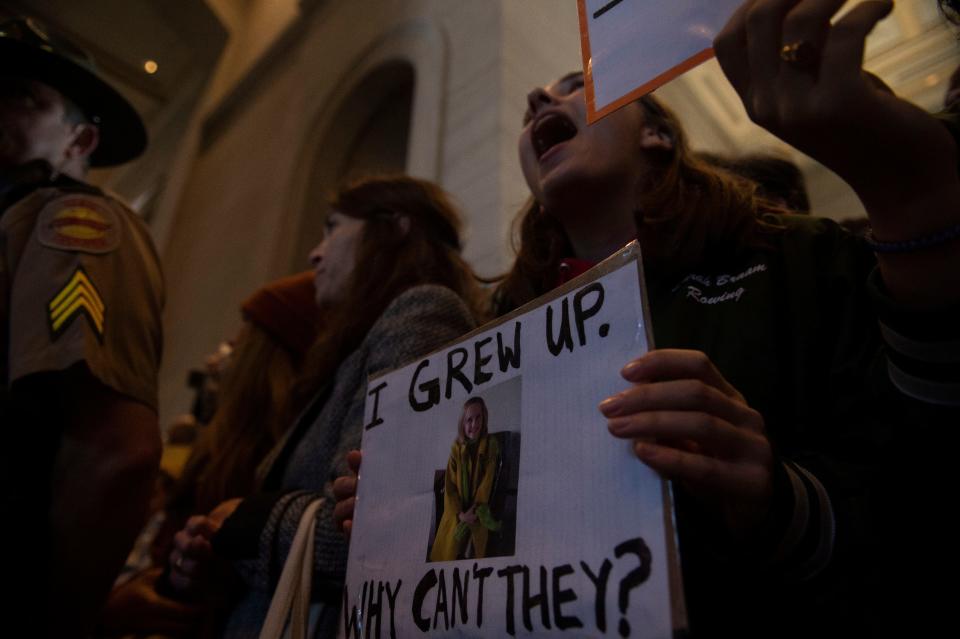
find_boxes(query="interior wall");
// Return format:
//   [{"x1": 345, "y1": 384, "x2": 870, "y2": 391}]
[
  {"x1": 289, "y1": 61, "x2": 415, "y2": 272},
  {"x1": 201, "y1": 0, "x2": 301, "y2": 111},
  {"x1": 157, "y1": 0, "x2": 518, "y2": 424}
]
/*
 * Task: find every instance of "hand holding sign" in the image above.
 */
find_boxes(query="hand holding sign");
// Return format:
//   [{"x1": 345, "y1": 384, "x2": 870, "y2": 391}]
[
  {"x1": 333, "y1": 449, "x2": 363, "y2": 541},
  {"x1": 601, "y1": 349, "x2": 773, "y2": 537}
]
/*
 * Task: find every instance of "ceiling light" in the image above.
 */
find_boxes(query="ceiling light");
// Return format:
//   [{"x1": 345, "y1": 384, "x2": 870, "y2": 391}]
[{"x1": 143, "y1": 60, "x2": 158, "y2": 74}]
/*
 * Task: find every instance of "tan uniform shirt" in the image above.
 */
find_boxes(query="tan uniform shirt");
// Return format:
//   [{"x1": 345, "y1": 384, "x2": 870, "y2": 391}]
[{"x1": 0, "y1": 186, "x2": 164, "y2": 409}]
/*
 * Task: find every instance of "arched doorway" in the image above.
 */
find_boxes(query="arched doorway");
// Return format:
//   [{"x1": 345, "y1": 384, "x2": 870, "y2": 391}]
[{"x1": 289, "y1": 61, "x2": 414, "y2": 270}]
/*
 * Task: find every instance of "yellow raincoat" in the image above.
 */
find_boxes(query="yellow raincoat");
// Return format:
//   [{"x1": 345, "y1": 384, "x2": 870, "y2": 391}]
[{"x1": 429, "y1": 435, "x2": 500, "y2": 561}]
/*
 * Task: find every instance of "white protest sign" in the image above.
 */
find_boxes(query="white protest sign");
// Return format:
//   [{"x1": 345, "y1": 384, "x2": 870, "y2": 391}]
[
  {"x1": 340, "y1": 243, "x2": 686, "y2": 638},
  {"x1": 577, "y1": 0, "x2": 742, "y2": 122}
]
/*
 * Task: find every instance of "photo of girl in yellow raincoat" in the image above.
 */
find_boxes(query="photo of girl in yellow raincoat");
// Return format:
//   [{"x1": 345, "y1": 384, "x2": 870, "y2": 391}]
[{"x1": 429, "y1": 397, "x2": 502, "y2": 561}]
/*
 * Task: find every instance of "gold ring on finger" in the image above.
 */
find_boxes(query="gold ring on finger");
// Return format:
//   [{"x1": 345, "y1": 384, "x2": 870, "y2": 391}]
[{"x1": 779, "y1": 40, "x2": 820, "y2": 73}]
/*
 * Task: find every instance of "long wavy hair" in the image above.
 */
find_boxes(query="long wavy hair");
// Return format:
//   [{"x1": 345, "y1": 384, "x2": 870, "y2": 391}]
[
  {"x1": 456, "y1": 396, "x2": 489, "y2": 443},
  {"x1": 168, "y1": 321, "x2": 304, "y2": 517},
  {"x1": 493, "y1": 94, "x2": 783, "y2": 314},
  {"x1": 293, "y1": 175, "x2": 485, "y2": 407}
]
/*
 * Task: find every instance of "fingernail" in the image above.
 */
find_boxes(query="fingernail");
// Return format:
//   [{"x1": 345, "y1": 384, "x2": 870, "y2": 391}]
[
  {"x1": 599, "y1": 395, "x2": 623, "y2": 417},
  {"x1": 607, "y1": 417, "x2": 627, "y2": 435},
  {"x1": 621, "y1": 360, "x2": 643, "y2": 379},
  {"x1": 635, "y1": 442, "x2": 655, "y2": 460}
]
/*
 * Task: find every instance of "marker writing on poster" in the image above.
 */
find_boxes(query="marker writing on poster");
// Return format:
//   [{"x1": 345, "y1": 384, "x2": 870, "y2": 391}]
[
  {"x1": 614, "y1": 538, "x2": 653, "y2": 637},
  {"x1": 593, "y1": 0, "x2": 626, "y2": 20},
  {"x1": 342, "y1": 579, "x2": 403, "y2": 639},
  {"x1": 367, "y1": 536, "x2": 651, "y2": 636},
  {"x1": 408, "y1": 321, "x2": 522, "y2": 412},
  {"x1": 546, "y1": 282, "x2": 609, "y2": 357},
  {"x1": 373, "y1": 279, "x2": 612, "y2": 424},
  {"x1": 367, "y1": 278, "x2": 614, "y2": 431},
  {"x1": 364, "y1": 381, "x2": 389, "y2": 430}
]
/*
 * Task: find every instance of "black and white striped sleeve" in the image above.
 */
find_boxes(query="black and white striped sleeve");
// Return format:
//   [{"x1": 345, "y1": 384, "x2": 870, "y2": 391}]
[
  {"x1": 768, "y1": 461, "x2": 836, "y2": 582},
  {"x1": 868, "y1": 269, "x2": 960, "y2": 406}
]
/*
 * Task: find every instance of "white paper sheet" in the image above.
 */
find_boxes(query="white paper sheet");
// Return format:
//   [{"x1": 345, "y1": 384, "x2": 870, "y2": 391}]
[
  {"x1": 340, "y1": 245, "x2": 684, "y2": 638},
  {"x1": 578, "y1": 0, "x2": 742, "y2": 121}
]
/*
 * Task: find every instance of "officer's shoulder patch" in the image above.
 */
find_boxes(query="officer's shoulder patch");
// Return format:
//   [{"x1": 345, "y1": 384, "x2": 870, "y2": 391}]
[
  {"x1": 37, "y1": 194, "x2": 120, "y2": 254},
  {"x1": 48, "y1": 266, "x2": 105, "y2": 342}
]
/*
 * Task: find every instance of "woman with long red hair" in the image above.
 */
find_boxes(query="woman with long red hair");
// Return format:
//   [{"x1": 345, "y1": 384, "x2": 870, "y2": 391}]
[{"x1": 167, "y1": 175, "x2": 484, "y2": 638}]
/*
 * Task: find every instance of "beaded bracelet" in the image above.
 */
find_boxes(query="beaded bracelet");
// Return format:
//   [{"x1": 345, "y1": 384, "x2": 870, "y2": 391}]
[{"x1": 864, "y1": 221, "x2": 960, "y2": 253}]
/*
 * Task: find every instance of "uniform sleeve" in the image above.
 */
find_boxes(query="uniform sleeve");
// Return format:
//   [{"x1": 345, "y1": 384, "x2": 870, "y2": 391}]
[
  {"x1": 7, "y1": 193, "x2": 163, "y2": 409},
  {"x1": 218, "y1": 285, "x2": 476, "y2": 596}
]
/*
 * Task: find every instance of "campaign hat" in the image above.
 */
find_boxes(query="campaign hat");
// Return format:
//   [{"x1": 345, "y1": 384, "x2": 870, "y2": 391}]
[{"x1": 0, "y1": 17, "x2": 147, "y2": 166}]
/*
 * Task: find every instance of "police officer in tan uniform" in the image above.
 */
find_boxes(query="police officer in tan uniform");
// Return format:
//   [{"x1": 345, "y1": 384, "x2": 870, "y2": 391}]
[{"x1": 0, "y1": 18, "x2": 164, "y2": 636}]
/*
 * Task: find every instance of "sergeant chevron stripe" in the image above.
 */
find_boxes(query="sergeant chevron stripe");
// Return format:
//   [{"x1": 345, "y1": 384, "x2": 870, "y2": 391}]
[{"x1": 48, "y1": 267, "x2": 105, "y2": 341}]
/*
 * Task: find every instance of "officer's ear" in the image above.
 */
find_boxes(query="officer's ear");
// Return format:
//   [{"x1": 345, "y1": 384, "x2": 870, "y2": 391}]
[{"x1": 65, "y1": 123, "x2": 99, "y2": 164}]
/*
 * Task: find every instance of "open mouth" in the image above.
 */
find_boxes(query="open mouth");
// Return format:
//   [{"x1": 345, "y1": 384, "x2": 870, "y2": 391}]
[{"x1": 532, "y1": 112, "x2": 577, "y2": 159}]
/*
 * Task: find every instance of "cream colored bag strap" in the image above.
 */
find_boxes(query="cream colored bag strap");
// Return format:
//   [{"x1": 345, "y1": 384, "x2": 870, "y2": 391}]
[
  {"x1": 259, "y1": 498, "x2": 324, "y2": 639},
  {"x1": 291, "y1": 508, "x2": 319, "y2": 639}
]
